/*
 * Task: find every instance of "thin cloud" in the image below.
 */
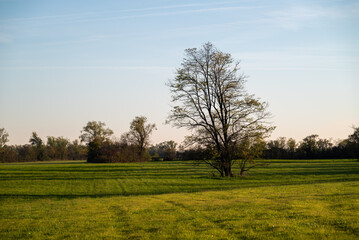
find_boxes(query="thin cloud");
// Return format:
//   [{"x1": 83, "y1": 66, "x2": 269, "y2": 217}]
[
  {"x1": 266, "y1": 4, "x2": 350, "y2": 30},
  {"x1": 0, "y1": 1, "x2": 254, "y2": 23},
  {"x1": 60, "y1": 6, "x2": 260, "y2": 23},
  {"x1": 0, "y1": 66, "x2": 173, "y2": 70}
]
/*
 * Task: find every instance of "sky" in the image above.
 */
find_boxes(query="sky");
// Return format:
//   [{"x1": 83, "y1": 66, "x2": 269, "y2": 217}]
[{"x1": 0, "y1": 0, "x2": 358, "y2": 146}]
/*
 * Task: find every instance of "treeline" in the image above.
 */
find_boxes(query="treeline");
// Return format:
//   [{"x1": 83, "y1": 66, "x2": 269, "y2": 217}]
[
  {"x1": 0, "y1": 116, "x2": 157, "y2": 163},
  {"x1": 0, "y1": 125, "x2": 358, "y2": 163},
  {"x1": 179, "y1": 128, "x2": 359, "y2": 160},
  {"x1": 263, "y1": 130, "x2": 359, "y2": 159},
  {"x1": 0, "y1": 131, "x2": 87, "y2": 162}
]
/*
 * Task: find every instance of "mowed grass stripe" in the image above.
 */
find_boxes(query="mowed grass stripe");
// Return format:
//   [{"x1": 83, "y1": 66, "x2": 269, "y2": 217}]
[
  {"x1": 0, "y1": 160, "x2": 358, "y2": 239},
  {"x1": 0, "y1": 181, "x2": 358, "y2": 239},
  {"x1": 0, "y1": 161, "x2": 358, "y2": 198}
]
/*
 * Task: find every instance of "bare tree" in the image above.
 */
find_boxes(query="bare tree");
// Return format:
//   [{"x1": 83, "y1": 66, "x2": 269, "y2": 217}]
[
  {"x1": 123, "y1": 116, "x2": 156, "y2": 157},
  {"x1": 168, "y1": 42, "x2": 274, "y2": 177}
]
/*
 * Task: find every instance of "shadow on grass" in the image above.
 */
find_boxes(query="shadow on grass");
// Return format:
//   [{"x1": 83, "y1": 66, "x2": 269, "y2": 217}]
[
  {"x1": 1, "y1": 178, "x2": 358, "y2": 200},
  {"x1": 1, "y1": 165, "x2": 358, "y2": 180},
  {"x1": 1, "y1": 161, "x2": 87, "y2": 165}
]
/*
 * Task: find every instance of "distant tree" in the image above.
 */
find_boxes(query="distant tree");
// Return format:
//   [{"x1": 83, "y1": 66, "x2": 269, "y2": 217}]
[
  {"x1": 266, "y1": 137, "x2": 287, "y2": 159},
  {"x1": 347, "y1": 126, "x2": 359, "y2": 159},
  {"x1": 316, "y1": 138, "x2": 333, "y2": 158},
  {"x1": 331, "y1": 139, "x2": 348, "y2": 158},
  {"x1": 317, "y1": 138, "x2": 332, "y2": 151},
  {"x1": 176, "y1": 145, "x2": 208, "y2": 161},
  {"x1": 29, "y1": 132, "x2": 43, "y2": 146},
  {"x1": 116, "y1": 138, "x2": 143, "y2": 162},
  {"x1": 160, "y1": 140, "x2": 177, "y2": 161},
  {"x1": 46, "y1": 136, "x2": 70, "y2": 160},
  {"x1": 29, "y1": 132, "x2": 46, "y2": 160},
  {"x1": 150, "y1": 141, "x2": 177, "y2": 161},
  {"x1": 67, "y1": 140, "x2": 87, "y2": 160},
  {"x1": 80, "y1": 121, "x2": 113, "y2": 162},
  {"x1": 348, "y1": 127, "x2": 359, "y2": 143},
  {"x1": 298, "y1": 134, "x2": 319, "y2": 159},
  {"x1": 80, "y1": 121, "x2": 113, "y2": 144},
  {"x1": 0, "y1": 145, "x2": 17, "y2": 162},
  {"x1": 125, "y1": 116, "x2": 156, "y2": 157},
  {"x1": 167, "y1": 42, "x2": 274, "y2": 176},
  {"x1": 55, "y1": 137, "x2": 69, "y2": 160},
  {"x1": 149, "y1": 148, "x2": 161, "y2": 161},
  {"x1": 0, "y1": 128, "x2": 9, "y2": 148},
  {"x1": 46, "y1": 136, "x2": 57, "y2": 159},
  {"x1": 16, "y1": 144, "x2": 35, "y2": 161},
  {"x1": 287, "y1": 138, "x2": 297, "y2": 157},
  {"x1": 0, "y1": 128, "x2": 10, "y2": 162}
]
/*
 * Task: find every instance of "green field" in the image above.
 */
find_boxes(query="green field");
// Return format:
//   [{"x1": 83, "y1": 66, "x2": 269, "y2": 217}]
[{"x1": 1, "y1": 160, "x2": 358, "y2": 239}]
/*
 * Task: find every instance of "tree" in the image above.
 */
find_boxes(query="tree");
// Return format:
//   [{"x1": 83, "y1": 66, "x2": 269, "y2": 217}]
[
  {"x1": 168, "y1": 42, "x2": 274, "y2": 177},
  {"x1": 47, "y1": 136, "x2": 70, "y2": 160},
  {"x1": 0, "y1": 128, "x2": 9, "y2": 148},
  {"x1": 348, "y1": 126, "x2": 359, "y2": 144},
  {"x1": 267, "y1": 137, "x2": 287, "y2": 159},
  {"x1": 348, "y1": 126, "x2": 359, "y2": 159},
  {"x1": 80, "y1": 121, "x2": 113, "y2": 162},
  {"x1": 237, "y1": 136, "x2": 267, "y2": 176},
  {"x1": 29, "y1": 132, "x2": 46, "y2": 160},
  {"x1": 67, "y1": 140, "x2": 87, "y2": 160},
  {"x1": 287, "y1": 138, "x2": 297, "y2": 158},
  {"x1": 0, "y1": 128, "x2": 10, "y2": 162},
  {"x1": 316, "y1": 138, "x2": 333, "y2": 158},
  {"x1": 298, "y1": 134, "x2": 319, "y2": 158},
  {"x1": 46, "y1": 136, "x2": 57, "y2": 159},
  {"x1": 125, "y1": 116, "x2": 156, "y2": 157},
  {"x1": 287, "y1": 138, "x2": 296, "y2": 152},
  {"x1": 159, "y1": 140, "x2": 177, "y2": 161},
  {"x1": 80, "y1": 121, "x2": 113, "y2": 144},
  {"x1": 150, "y1": 141, "x2": 177, "y2": 161}
]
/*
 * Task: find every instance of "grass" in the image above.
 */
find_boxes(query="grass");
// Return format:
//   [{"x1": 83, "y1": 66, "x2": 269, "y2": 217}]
[{"x1": 0, "y1": 159, "x2": 358, "y2": 239}]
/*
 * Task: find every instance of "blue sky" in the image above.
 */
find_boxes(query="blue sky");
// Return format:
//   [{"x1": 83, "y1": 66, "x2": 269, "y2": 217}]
[{"x1": 0, "y1": 0, "x2": 358, "y2": 145}]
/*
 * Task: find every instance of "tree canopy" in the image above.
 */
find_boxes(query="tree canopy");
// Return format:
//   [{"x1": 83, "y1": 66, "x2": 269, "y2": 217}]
[
  {"x1": 80, "y1": 121, "x2": 114, "y2": 144},
  {"x1": 80, "y1": 121, "x2": 114, "y2": 162}
]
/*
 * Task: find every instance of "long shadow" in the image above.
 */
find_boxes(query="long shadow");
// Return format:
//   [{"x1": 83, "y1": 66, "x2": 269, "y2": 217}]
[
  {"x1": 1, "y1": 161, "x2": 87, "y2": 165},
  {"x1": 257, "y1": 170, "x2": 359, "y2": 176},
  {"x1": 0, "y1": 167, "x2": 206, "y2": 173},
  {"x1": 1, "y1": 166, "x2": 358, "y2": 180},
  {"x1": 0, "y1": 170, "x2": 212, "y2": 180},
  {"x1": 0, "y1": 175, "x2": 215, "y2": 181},
  {"x1": 0, "y1": 178, "x2": 358, "y2": 200}
]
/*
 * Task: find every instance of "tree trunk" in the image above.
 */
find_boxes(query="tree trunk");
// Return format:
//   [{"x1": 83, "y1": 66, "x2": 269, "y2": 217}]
[
  {"x1": 223, "y1": 161, "x2": 233, "y2": 177},
  {"x1": 221, "y1": 149, "x2": 233, "y2": 177}
]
